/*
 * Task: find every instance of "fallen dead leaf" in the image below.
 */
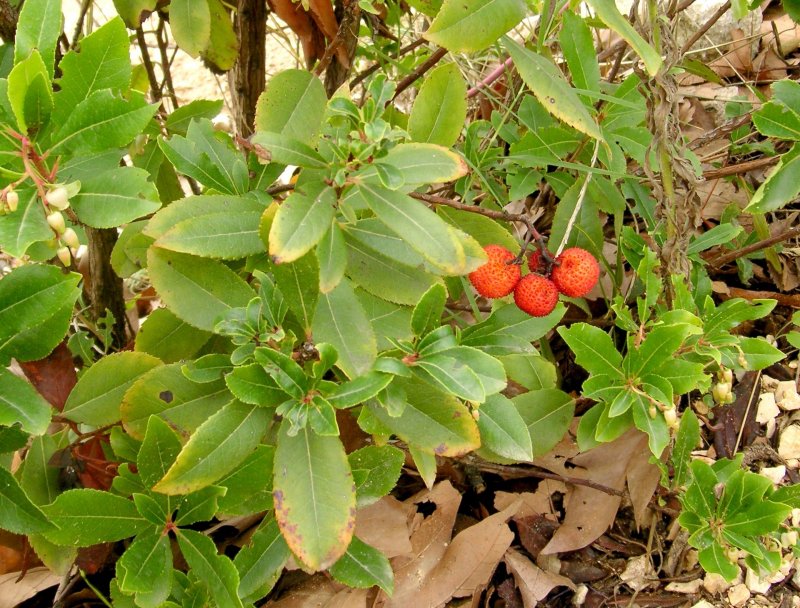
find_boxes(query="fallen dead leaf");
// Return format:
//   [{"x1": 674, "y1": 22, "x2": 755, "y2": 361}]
[
  {"x1": 494, "y1": 479, "x2": 567, "y2": 518},
  {"x1": 0, "y1": 567, "x2": 62, "y2": 608},
  {"x1": 625, "y1": 439, "x2": 662, "y2": 530},
  {"x1": 505, "y1": 547, "x2": 575, "y2": 607},
  {"x1": 265, "y1": 574, "x2": 367, "y2": 607},
  {"x1": 355, "y1": 496, "x2": 413, "y2": 559}
]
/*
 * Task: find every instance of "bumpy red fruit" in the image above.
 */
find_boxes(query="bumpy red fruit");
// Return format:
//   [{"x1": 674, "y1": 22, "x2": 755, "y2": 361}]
[
  {"x1": 551, "y1": 247, "x2": 600, "y2": 297},
  {"x1": 469, "y1": 245, "x2": 521, "y2": 298},
  {"x1": 514, "y1": 274, "x2": 559, "y2": 317}
]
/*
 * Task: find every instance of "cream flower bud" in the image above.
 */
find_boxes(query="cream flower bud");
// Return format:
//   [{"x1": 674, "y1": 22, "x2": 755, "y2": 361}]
[
  {"x1": 6, "y1": 190, "x2": 18, "y2": 212},
  {"x1": 56, "y1": 246, "x2": 72, "y2": 266},
  {"x1": 47, "y1": 211, "x2": 66, "y2": 234},
  {"x1": 664, "y1": 407, "x2": 678, "y2": 429},
  {"x1": 61, "y1": 227, "x2": 80, "y2": 249},
  {"x1": 45, "y1": 186, "x2": 70, "y2": 210},
  {"x1": 712, "y1": 382, "x2": 732, "y2": 404}
]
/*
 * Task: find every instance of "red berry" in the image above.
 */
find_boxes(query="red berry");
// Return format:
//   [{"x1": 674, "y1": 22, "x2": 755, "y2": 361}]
[
  {"x1": 551, "y1": 247, "x2": 600, "y2": 298},
  {"x1": 514, "y1": 274, "x2": 559, "y2": 317},
  {"x1": 468, "y1": 245, "x2": 521, "y2": 298},
  {"x1": 527, "y1": 248, "x2": 553, "y2": 274}
]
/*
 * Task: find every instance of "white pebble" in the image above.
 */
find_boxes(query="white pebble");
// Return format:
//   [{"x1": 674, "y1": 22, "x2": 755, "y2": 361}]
[
  {"x1": 756, "y1": 392, "x2": 780, "y2": 424},
  {"x1": 727, "y1": 583, "x2": 750, "y2": 606},
  {"x1": 776, "y1": 381, "x2": 800, "y2": 411},
  {"x1": 778, "y1": 426, "x2": 800, "y2": 460}
]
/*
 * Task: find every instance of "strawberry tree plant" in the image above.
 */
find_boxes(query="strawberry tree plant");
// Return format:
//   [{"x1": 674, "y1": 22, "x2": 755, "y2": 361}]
[{"x1": 2, "y1": 0, "x2": 800, "y2": 603}]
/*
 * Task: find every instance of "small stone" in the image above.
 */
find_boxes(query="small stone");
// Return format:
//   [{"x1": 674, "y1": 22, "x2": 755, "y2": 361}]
[
  {"x1": 745, "y1": 568, "x2": 771, "y2": 594},
  {"x1": 665, "y1": 579, "x2": 703, "y2": 594},
  {"x1": 779, "y1": 426, "x2": 800, "y2": 460},
  {"x1": 762, "y1": 375, "x2": 780, "y2": 391},
  {"x1": 766, "y1": 418, "x2": 777, "y2": 440},
  {"x1": 776, "y1": 381, "x2": 800, "y2": 411},
  {"x1": 756, "y1": 393, "x2": 780, "y2": 424},
  {"x1": 781, "y1": 530, "x2": 797, "y2": 548},
  {"x1": 572, "y1": 584, "x2": 588, "y2": 606},
  {"x1": 620, "y1": 555, "x2": 656, "y2": 591},
  {"x1": 691, "y1": 601, "x2": 715, "y2": 608},
  {"x1": 760, "y1": 465, "x2": 786, "y2": 484},
  {"x1": 727, "y1": 583, "x2": 750, "y2": 606},
  {"x1": 704, "y1": 572, "x2": 734, "y2": 594},
  {"x1": 792, "y1": 509, "x2": 800, "y2": 528},
  {"x1": 793, "y1": 560, "x2": 800, "y2": 587}
]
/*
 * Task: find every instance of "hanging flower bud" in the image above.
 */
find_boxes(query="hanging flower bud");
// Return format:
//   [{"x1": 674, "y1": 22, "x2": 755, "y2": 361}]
[
  {"x1": 664, "y1": 407, "x2": 678, "y2": 429},
  {"x1": 45, "y1": 186, "x2": 70, "y2": 210},
  {"x1": 56, "y1": 246, "x2": 72, "y2": 266},
  {"x1": 47, "y1": 211, "x2": 66, "y2": 234},
  {"x1": 61, "y1": 227, "x2": 80, "y2": 249},
  {"x1": 6, "y1": 190, "x2": 18, "y2": 212}
]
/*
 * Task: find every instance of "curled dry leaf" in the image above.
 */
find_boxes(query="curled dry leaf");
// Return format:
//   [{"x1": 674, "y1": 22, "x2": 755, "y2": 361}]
[
  {"x1": 504, "y1": 547, "x2": 575, "y2": 608},
  {"x1": 0, "y1": 568, "x2": 62, "y2": 608}
]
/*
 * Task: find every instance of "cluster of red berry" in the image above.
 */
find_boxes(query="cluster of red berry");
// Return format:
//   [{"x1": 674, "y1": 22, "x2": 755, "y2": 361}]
[{"x1": 468, "y1": 245, "x2": 600, "y2": 317}]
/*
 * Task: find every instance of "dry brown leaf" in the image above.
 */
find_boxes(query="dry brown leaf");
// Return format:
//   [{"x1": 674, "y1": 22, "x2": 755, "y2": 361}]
[
  {"x1": 379, "y1": 481, "x2": 461, "y2": 607},
  {"x1": 626, "y1": 439, "x2": 662, "y2": 530},
  {"x1": 266, "y1": 574, "x2": 367, "y2": 607},
  {"x1": 355, "y1": 496, "x2": 414, "y2": 559},
  {"x1": 505, "y1": 548, "x2": 575, "y2": 608},
  {"x1": 382, "y1": 500, "x2": 519, "y2": 607},
  {"x1": 761, "y1": 14, "x2": 800, "y2": 54},
  {"x1": 0, "y1": 567, "x2": 61, "y2": 608},
  {"x1": 539, "y1": 430, "x2": 645, "y2": 555},
  {"x1": 494, "y1": 480, "x2": 567, "y2": 518}
]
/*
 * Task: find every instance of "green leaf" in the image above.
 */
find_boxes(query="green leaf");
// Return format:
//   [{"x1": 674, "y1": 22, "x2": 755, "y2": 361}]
[
  {"x1": 514, "y1": 389, "x2": 575, "y2": 458},
  {"x1": 726, "y1": 337, "x2": 785, "y2": 370},
  {"x1": 0, "y1": 187, "x2": 52, "y2": 258},
  {"x1": 317, "y1": 222, "x2": 347, "y2": 293},
  {"x1": 255, "y1": 69, "x2": 327, "y2": 145},
  {"x1": 505, "y1": 37, "x2": 603, "y2": 141},
  {"x1": 156, "y1": 209, "x2": 265, "y2": 259},
  {"x1": 352, "y1": 183, "x2": 472, "y2": 275},
  {"x1": 413, "y1": 354, "x2": 484, "y2": 402},
  {"x1": 234, "y1": 517, "x2": 289, "y2": 603},
  {"x1": 53, "y1": 18, "x2": 131, "y2": 125},
  {"x1": 129, "y1": 493, "x2": 165, "y2": 527},
  {"x1": 368, "y1": 378, "x2": 480, "y2": 456},
  {"x1": 698, "y1": 542, "x2": 739, "y2": 581},
  {"x1": 0, "y1": 368, "x2": 52, "y2": 436},
  {"x1": 273, "y1": 420, "x2": 356, "y2": 571},
  {"x1": 584, "y1": 0, "x2": 663, "y2": 75},
  {"x1": 0, "y1": 466, "x2": 52, "y2": 534},
  {"x1": 175, "y1": 485, "x2": 226, "y2": 525},
  {"x1": 313, "y1": 278, "x2": 377, "y2": 378},
  {"x1": 672, "y1": 409, "x2": 700, "y2": 489},
  {"x1": 631, "y1": 396, "x2": 669, "y2": 456},
  {"x1": 225, "y1": 364, "x2": 285, "y2": 407},
  {"x1": 165, "y1": 99, "x2": 224, "y2": 136},
  {"x1": 63, "y1": 352, "x2": 162, "y2": 426},
  {"x1": 250, "y1": 131, "x2": 327, "y2": 168},
  {"x1": 70, "y1": 167, "x2": 161, "y2": 228},
  {"x1": 726, "y1": 501, "x2": 792, "y2": 536},
  {"x1": 2, "y1": 301, "x2": 73, "y2": 361},
  {"x1": 437, "y1": 206, "x2": 518, "y2": 251},
  {"x1": 269, "y1": 185, "x2": 336, "y2": 264},
  {"x1": 476, "y1": 394, "x2": 534, "y2": 462},
  {"x1": 121, "y1": 363, "x2": 233, "y2": 439},
  {"x1": 0, "y1": 264, "x2": 81, "y2": 352},
  {"x1": 273, "y1": 251, "x2": 319, "y2": 336},
  {"x1": 412, "y1": 284, "x2": 447, "y2": 337},
  {"x1": 199, "y1": 0, "x2": 238, "y2": 72},
  {"x1": 683, "y1": 460, "x2": 717, "y2": 519},
  {"x1": 147, "y1": 248, "x2": 256, "y2": 331},
  {"x1": 746, "y1": 143, "x2": 800, "y2": 213},
  {"x1": 558, "y1": 323, "x2": 624, "y2": 379},
  {"x1": 145, "y1": 194, "x2": 266, "y2": 240},
  {"x1": 502, "y1": 354, "x2": 557, "y2": 391},
  {"x1": 327, "y1": 372, "x2": 393, "y2": 409},
  {"x1": 177, "y1": 529, "x2": 243, "y2": 608},
  {"x1": 51, "y1": 90, "x2": 157, "y2": 155},
  {"x1": 154, "y1": 401, "x2": 270, "y2": 494},
  {"x1": 348, "y1": 445, "x2": 404, "y2": 506},
  {"x1": 408, "y1": 64, "x2": 467, "y2": 147},
  {"x1": 117, "y1": 531, "x2": 172, "y2": 594},
  {"x1": 687, "y1": 224, "x2": 745, "y2": 255},
  {"x1": 255, "y1": 347, "x2": 308, "y2": 398},
  {"x1": 134, "y1": 308, "x2": 212, "y2": 364},
  {"x1": 138, "y1": 415, "x2": 183, "y2": 488},
  {"x1": 43, "y1": 489, "x2": 149, "y2": 546},
  {"x1": 14, "y1": 0, "x2": 61, "y2": 79},
  {"x1": 7, "y1": 50, "x2": 53, "y2": 133},
  {"x1": 406, "y1": 0, "x2": 442, "y2": 17},
  {"x1": 160, "y1": 121, "x2": 244, "y2": 191},
  {"x1": 560, "y1": 12, "x2": 601, "y2": 95},
  {"x1": 111, "y1": 0, "x2": 156, "y2": 28},
  {"x1": 344, "y1": 233, "x2": 441, "y2": 306},
  {"x1": 217, "y1": 445, "x2": 275, "y2": 515},
  {"x1": 628, "y1": 324, "x2": 698, "y2": 376},
  {"x1": 425, "y1": 0, "x2": 526, "y2": 52},
  {"x1": 365, "y1": 143, "x2": 469, "y2": 188},
  {"x1": 170, "y1": 0, "x2": 211, "y2": 57},
  {"x1": 330, "y1": 536, "x2": 394, "y2": 594}
]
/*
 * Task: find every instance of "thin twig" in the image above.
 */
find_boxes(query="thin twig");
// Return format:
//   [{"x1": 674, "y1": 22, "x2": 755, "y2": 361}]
[
  {"x1": 156, "y1": 17, "x2": 179, "y2": 109},
  {"x1": 709, "y1": 224, "x2": 800, "y2": 268},
  {"x1": 391, "y1": 46, "x2": 448, "y2": 100},
  {"x1": 70, "y1": 0, "x2": 92, "y2": 49},
  {"x1": 135, "y1": 27, "x2": 162, "y2": 103},
  {"x1": 701, "y1": 155, "x2": 778, "y2": 179},
  {"x1": 687, "y1": 112, "x2": 752, "y2": 150},
  {"x1": 351, "y1": 39, "x2": 426, "y2": 89},
  {"x1": 467, "y1": 57, "x2": 514, "y2": 98}
]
